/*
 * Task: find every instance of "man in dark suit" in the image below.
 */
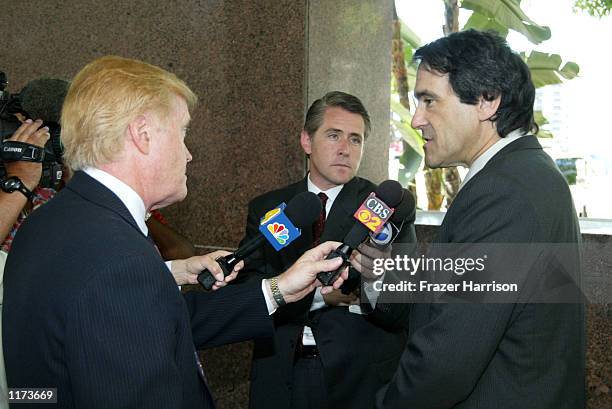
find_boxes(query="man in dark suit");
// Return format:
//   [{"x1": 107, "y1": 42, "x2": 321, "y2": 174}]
[
  {"x1": 2, "y1": 56, "x2": 348, "y2": 409},
  {"x1": 245, "y1": 91, "x2": 417, "y2": 409},
  {"x1": 375, "y1": 30, "x2": 584, "y2": 409}
]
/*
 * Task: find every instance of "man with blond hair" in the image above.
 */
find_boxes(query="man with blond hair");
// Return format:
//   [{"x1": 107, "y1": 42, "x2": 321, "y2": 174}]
[{"x1": 2, "y1": 56, "x2": 347, "y2": 409}]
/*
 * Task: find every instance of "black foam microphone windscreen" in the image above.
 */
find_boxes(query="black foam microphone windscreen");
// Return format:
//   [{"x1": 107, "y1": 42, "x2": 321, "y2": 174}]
[
  {"x1": 19, "y1": 78, "x2": 70, "y2": 123},
  {"x1": 317, "y1": 180, "x2": 403, "y2": 285}
]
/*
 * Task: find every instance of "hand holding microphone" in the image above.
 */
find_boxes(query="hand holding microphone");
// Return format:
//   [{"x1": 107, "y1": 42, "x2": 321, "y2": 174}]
[
  {"x1": 317, "y1": 180, "x2": 404, "y2": 286},
  {"x1": 350, "y1": 188, "x2": 416, "y2": 281},
  {"x1": 269, "y1": 241, "x2": 350, "y2": 306},
  {"x1": 170, "y1": 251, "x2": 243, "y2": 288}
]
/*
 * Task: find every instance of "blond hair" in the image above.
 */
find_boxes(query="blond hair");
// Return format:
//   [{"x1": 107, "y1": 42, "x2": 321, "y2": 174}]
[{"x1": 61, "y1": 56, "x2": 197, "y2": 170}]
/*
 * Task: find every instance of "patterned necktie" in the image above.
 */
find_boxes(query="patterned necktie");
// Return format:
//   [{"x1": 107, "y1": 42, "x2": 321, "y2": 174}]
[{"x1": 312, "y1": 192, "x2": 328, "y2": 246}]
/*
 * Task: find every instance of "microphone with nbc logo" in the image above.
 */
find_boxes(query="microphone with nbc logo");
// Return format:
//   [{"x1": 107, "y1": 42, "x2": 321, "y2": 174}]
[{"x1": 197, "y1": 191, "x2": 322, "y2": 290}]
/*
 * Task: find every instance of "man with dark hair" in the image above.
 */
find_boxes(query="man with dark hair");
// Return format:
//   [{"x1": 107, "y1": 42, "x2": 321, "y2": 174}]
[
  {"x1": 375, "y1": 30, "x2": 584, "y2": 409},
  {"x1": 303, "y1": 91, "x2": 372, "y2": 140},
  {"x1": 245, "y1": 91, "x2": 416, "y2": 409}
]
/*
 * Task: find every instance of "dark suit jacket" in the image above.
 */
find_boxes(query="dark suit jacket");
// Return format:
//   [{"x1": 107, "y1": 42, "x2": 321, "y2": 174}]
[
  {"x1": 2, "y1": 171, "x2": 273, "y2": 409},
  {"x1": 376, "y1": 136, "x2": 585, "y2": 409},
  {"x1": 243, "y1": 176, "x2": 416, "y2": 409}
]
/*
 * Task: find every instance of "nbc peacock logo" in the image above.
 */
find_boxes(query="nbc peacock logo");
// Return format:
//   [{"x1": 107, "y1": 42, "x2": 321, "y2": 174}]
[{"x1": 267, "y1": 222, "x2": 290, "y2": 245}]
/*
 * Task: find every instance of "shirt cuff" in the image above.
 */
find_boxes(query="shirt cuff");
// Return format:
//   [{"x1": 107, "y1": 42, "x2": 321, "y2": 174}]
[{"x1": 165, "y1": 261, "x2": 181, "y2": 291}]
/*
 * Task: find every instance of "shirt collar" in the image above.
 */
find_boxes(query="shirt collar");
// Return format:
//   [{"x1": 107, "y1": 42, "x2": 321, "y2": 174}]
[
  {"x1": 306, "y1": 173, "x2": 344, "y2": 216},
  {"x1": 459, "y1": 129, "x2": 527, "y2": 191},
  {"x1": 83, "y1": 167, "x2": 148, "y2": 235}
]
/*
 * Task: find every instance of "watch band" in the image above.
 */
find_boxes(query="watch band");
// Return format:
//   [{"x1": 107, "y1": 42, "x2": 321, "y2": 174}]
[
  {"x1": 269, "y1": 277, "x2": 286, "y2": 307},
  {"x1": 1, "y1": 176, "x2": 34, "y2": 200},
  {"x1": 16, "y1": 183, "x2": 33, "y2": 200}
]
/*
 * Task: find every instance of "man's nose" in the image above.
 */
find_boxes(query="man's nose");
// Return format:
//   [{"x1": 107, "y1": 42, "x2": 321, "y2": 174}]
[
  {"x1": 411, "y1": 105, "x2": 427, "y2": 129},
  {"x1": 337, "y1": 137, "x2": 350, "y2": 156}
]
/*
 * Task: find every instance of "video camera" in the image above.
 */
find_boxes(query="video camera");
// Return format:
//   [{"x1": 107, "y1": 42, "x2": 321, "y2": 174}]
[{"x1": 0, "y1": 71, "x2": 68, "y2": 190}]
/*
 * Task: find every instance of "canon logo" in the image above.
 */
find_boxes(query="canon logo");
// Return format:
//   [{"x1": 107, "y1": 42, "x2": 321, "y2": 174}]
[{"x1": 3, "y1": 147, "x2": 23, "y2": 153}]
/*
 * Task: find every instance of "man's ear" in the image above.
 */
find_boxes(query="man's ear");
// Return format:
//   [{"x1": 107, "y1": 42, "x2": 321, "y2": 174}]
[
  {"x1": 477, "y1": 95, "x2": 501, "y2": 122},
  {"x1": 300, "y1": 130, "x2": 312, "y2": 155},
  {"x1": 127, "y1": 115, "x2": 150, "y2": 155}
]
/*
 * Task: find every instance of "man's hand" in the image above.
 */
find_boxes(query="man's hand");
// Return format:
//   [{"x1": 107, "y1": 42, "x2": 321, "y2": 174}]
[
  {"x1": 171, "y1": 251, "x2": 243, "y2": 290},
  {"x1": 4, "y1": 119, "x2": 50, "y2": 190},
  {"x1": 350, "y1": 242, "x2": 391, "y2": 281},
  {"x1": 275, "y1": 241, "x2": 349, "y2": 304},
  {"x1": 323, "y1": 288, "x2": 359, "y2": 306}
]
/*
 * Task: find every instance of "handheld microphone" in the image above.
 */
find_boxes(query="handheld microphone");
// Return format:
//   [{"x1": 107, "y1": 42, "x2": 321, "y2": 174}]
[
  {"x1": 197, "y1": 191, "x2": 322, "y2": 290},
  {"x1": 317, "y1": 180, "x2": 403, "y2": 286},
  {"x1": 340, "y1": 188, "x2": 415, "y2": 294},
  {"x1": 19, "y1": 78, "x2": 69, "y2": 124},
  {"x1": 20, "y1": 78, "x2": 69, "y2": 162},
  {"x1": 369, "y1": 189, "x2": 415, "y2": 249}
]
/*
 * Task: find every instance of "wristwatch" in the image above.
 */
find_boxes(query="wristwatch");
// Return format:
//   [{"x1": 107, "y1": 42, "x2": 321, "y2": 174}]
[
  {"x1": 268, "y1": 277, "x2": 287, "y2": 307},
  {"x1": 1, "y1": 176, "x2": 34, "y2": 200}
]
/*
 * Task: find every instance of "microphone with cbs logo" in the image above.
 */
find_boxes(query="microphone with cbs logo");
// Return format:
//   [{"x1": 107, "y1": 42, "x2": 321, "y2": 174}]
[{"x1": 316, "y1": 180, "x2": 403, "y2": 286}]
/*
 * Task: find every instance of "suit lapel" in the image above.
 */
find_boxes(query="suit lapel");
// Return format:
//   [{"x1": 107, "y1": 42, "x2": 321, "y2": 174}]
[
  {"x1": 321, "y1": 177, "x2": 362, "y2": 242},
  {"x1": 440, "y1": 135, "x2": 543, "y2": 242}
]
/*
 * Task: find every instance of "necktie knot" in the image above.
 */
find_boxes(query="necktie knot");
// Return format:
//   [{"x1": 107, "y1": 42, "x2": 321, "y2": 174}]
[{"x1": 318, "y1": 192, "x2": 328, "y2": 208}]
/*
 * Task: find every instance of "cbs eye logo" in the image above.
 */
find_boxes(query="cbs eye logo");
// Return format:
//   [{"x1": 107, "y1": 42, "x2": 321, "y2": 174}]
[{"x1": 357, "y1": 209, "x2": 382, "y2": 232}]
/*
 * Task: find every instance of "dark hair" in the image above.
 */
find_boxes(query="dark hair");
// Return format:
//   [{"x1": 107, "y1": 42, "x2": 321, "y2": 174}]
[
  {"x1": 303, "y1": 91, "x2": 371, "y2": 139},
  {"x1": 413, "y1": 29, "x2": 538, "y2": 137}
]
